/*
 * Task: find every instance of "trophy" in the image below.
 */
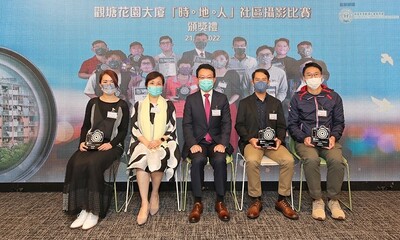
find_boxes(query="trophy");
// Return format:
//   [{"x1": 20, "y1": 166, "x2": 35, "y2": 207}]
[
  {"x1": 311, "y1": 125, "x2": 330, "y2": 147},
  {"x1": 85, "y1": 129, "x2": 104, "y2": 150},
  {"x1": 177, "y1": 85, "x2": 191, "y2": 100},
  {"x1": 258, "y1": 127, "x2": 276, "y2": 148}
]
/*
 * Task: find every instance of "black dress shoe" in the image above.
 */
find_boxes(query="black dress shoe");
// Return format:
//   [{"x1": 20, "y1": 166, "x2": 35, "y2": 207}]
[
  {"x1": 188, "y1": 202, "x2": 203, "y2": 223},
  {"x1": 247, "y1": 199, "x2": 263, "y2": 219},
  {"x1": 215, "y1": 201, "x2": 230, "y2": 222}
]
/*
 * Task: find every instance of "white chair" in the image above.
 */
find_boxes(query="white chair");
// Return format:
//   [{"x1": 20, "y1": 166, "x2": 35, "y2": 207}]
[
  {"x1": 182, "y1": 155, "x2": 239, "y2": 211},
  {"x1": 235, "y1": 151, "x2": 294, "y2": 211},
  {"x1": 122, "y1": 161, "x2": 182, "y2": 212}
]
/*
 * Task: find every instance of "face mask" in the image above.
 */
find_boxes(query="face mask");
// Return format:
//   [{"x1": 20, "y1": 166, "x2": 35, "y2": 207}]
[
  {"x1": 305, "y1": 77, "x2": 322, "y2": 90},
  {"x1": 299, "y1": 48, "x2": 312, "y2": 58},
  {"x1": 108, "y1": 60, "x2": 121, "y2": 69},
  {"x1": 147, "y1": 86, "x2": 163, "y2": 97},
  {"x1": 130, "y1": 54, "x2": 141, "y2": 62},
  {"x1": 254, "y1": 81, "x2": 268, "y2": 93},
  {"x1": 257, "y1": 55, "x2": 273, "y2": 64},
  {"x1": 234, "y1": 47, "x2": 246, "y2": 55},
  {"x1": 178, "y1": 67, "x2": 192, "y2": 75},
  {"x1": 212, "y1": 59, "x2": 227, "y2": 69},
  {"x1": 199, "y1": 79, "x2": 214, "y2": 92},
  {"x1": 101, "y1": 83, "x2": 117, "y2": 95},
  {"x1": 95, "y1": 48, "x2": 107, "y2": 56},
  {"x1": 195, "y1": 41, "x2": 207, "y2": 50}
]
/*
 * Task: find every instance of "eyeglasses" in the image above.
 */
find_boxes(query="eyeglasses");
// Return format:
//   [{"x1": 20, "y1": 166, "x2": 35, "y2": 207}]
[
  {"x1": 160, "y1": 41, "x2": 171, "y2": 45},
  {"x1": 304, "y1": 73, "x2": 321, "y2": 78}
]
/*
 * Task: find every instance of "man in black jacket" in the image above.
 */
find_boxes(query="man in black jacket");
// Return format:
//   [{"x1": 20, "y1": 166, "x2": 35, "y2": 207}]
[
  {"x1": 235, "y1": 68, "x2": 298, "y2": 220},
  {"x1": 288, "y1": 62, "x2": 345, "y2": 221}
]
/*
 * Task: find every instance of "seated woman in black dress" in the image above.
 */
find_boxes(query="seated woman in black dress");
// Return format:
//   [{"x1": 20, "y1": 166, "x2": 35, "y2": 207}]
[
  {"x1": 127, "y1": 71, "x2": 180, "y2": 225},
  {"x1": 63, "y1": 69, "x2": 129, "y2": 230}
]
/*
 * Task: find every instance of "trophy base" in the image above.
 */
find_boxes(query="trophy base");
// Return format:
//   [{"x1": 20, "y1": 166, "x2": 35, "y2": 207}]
[
  {"x1": 86, "y1": 143, "x2": 102, "y2": 150},
  {"x1": 312, "y1": 138, "x2": 329, "y2": 148},
  {"x1": 258, "y1": 140, "x2": 276, "y2": 148}
]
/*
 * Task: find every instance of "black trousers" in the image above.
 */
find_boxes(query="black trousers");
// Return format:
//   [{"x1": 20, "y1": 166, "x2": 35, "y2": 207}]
[{"x1": 188, "y1": 140, "x2": 227, "y2": 198}]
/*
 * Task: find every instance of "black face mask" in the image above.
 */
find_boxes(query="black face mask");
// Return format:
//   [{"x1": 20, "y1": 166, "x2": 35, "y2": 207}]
[
  {"x1": 195, "y1": 41, "x2": 207, "y2": 50},
  {"x1": 234, "y1": 47, "x2": 246, "y2": 55}
]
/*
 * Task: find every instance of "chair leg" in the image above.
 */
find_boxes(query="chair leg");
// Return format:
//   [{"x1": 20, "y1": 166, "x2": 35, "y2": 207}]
[
  {"x1": 339, "y1": 162, "x2": 352, "y2": 211},
  {"x1": 124, "y1": 174, "x2": 134, "y2": 212},
  {"x1": 229, "y1": 161, "x2": 239, "y2": 210},
  {"x1": 174, "y1": 169, "x2": 181, "y2": 211},
  {"x1": 296, "y1": 162, "x2": 304, "y2": 212},
  {"x1": 290, "y1": 182, "x2": 294, "y2": 210},
  {"x1": 182, "y1": 161, "x2": 190, "y2": 211},
  {"x1": 240, "y1": 160, "x2": 246, "y2": 211}
]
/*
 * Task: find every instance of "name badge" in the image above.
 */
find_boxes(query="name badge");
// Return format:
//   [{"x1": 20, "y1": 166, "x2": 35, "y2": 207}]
[
  {"x1": 318, "y1": 110, "x2": 327, "y2": 117},
  {"x1": 151, "y1": 106, "x2": 160, "y2": 113},
  {"x1": 269, "y1": 113, "x2": 277, "y2": 120},
  {"x1": 218, "y1": 81, "x2": 227, "y2": 88},
  {"x1": 212, "y1": 109, "x2": 221, "y2": 116},
  {"x1": 107, "y1": 111, "x2": 118, "y2": 119}
]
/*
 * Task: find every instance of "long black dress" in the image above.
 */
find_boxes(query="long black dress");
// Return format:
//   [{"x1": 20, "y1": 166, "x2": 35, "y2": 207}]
[{"x1": 63, "y1": 97, "x2": 129, "y2": 218}]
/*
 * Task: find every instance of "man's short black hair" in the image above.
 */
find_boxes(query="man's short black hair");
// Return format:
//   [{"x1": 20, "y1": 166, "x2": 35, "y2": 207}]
[
  {"x1": 252, "y1": 68, "x2": 270, "y2": 80},
  {"x1": 302, "y1": 62, "x2": 323, "y2": 76},
  {"x1": 256, "y1": 45, "x2": 274, "y2": 56},
  {"x1": 274, "y1": 38, "x2": 289, "y2": 46},
  {"x1": 159, "y1": 35, "x2": 173, "y2": 44},
  {"x1": 297, "y1": 41, "x2": 312, "y2": 48},
  {"x1": 232, "y1": 36, "x2": 247, "y2": 46},
  {"x1": 196, "y1": 64, "x2": 215, "y2": 78}
]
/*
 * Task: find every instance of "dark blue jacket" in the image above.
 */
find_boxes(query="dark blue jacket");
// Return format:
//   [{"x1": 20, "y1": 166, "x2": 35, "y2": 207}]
[{"x1": 288, "y1": 85, "x2": 345, "y2": 143}]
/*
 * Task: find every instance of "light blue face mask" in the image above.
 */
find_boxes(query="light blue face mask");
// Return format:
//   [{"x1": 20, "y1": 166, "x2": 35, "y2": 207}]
[
  {"x1": 101, "y1": 83, "x2": 118, "y2": 95},
  {"x1": 147, "y1": 86, "x2": 163, "y2": 97},
  {"x1": 254, "y1": 81, "x2": 268, "y2": 93},
  {"x1": 198, "y1": 79, "x2": 214, "y2": 92}
]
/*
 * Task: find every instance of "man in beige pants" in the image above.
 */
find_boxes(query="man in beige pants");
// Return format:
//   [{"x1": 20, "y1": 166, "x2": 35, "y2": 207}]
[{"x1": 235, "y1": 68, "x2": 298, "y2": 220}]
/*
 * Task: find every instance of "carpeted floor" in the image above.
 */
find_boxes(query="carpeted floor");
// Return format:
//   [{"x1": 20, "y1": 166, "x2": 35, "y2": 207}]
[{"x1": 0, "y1": 190, "x2": 399, "y2": 239}]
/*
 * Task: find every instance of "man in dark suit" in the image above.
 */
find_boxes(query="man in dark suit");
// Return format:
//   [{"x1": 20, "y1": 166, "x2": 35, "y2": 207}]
[
  {"x1": 235, "y1": 68, "x2": 299, "y2": 220},
  {"x1": 183, "y1": 64, "x2": 233, "y2": 223},
  {"x1": 181, "y1": 33, "x2": 212, "y2": 74}
]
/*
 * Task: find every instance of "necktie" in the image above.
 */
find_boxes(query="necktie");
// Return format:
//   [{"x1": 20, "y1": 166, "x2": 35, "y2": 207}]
[{"x1": 204, "y1": 93, "x2": 212, "y2": 142}]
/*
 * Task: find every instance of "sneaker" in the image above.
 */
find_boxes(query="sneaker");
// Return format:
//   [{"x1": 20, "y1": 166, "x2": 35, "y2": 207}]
[
  {"x1": 70, "y1": 210, "x2": 88, "y2": 229},
  {"x1": 328, "y1": 200, "x2": 346, "y2": 220},
  {"x1": 82, "y1": 212, "x2": 99, "y2": 230},
  {"x1": 312, "y1": 199, "x2": 326, "y2": 221}
]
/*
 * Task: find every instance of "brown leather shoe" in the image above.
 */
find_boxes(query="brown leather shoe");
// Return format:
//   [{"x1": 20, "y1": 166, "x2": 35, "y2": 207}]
[
  {"x1": 247, "y1": 199, "x2": 263, "y2": 219},
  {"x1": 188, "y1": 202, "x2": 203, "y2": 223},
  {"x1": 215, "y1": 201, "x2": 230, "y2": 222},
  {"x1": 275, "y1": 199, "x2": 299, "y2": 220}
]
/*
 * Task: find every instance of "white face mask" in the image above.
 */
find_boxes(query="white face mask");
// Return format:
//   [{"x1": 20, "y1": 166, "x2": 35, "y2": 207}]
[{"x1": 305, "y1": 77, "x2": 322, "y2": 90}]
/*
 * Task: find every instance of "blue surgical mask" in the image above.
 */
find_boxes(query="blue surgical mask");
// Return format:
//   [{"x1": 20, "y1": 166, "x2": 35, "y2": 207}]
[
  {"x1": 199, "y1": 79, "x2": 214, "y2": 92},
  {"x1": 101, "y1": 84, "x2": 117, "y2": 95},
  {"x1": 254, "y1": 81, "x2": 268, "y2": 93},
  {"x1": 147, "y1": 86, "x2": 163, "y2": 97}
]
